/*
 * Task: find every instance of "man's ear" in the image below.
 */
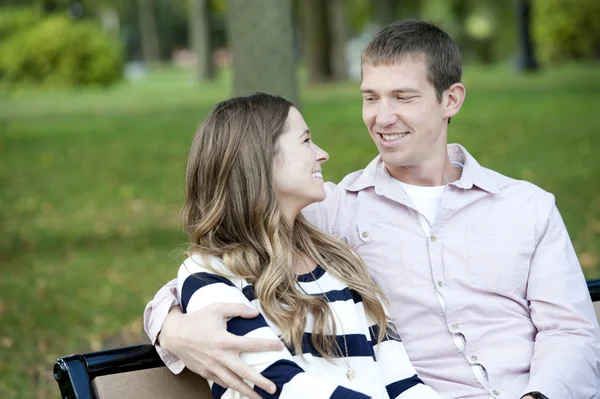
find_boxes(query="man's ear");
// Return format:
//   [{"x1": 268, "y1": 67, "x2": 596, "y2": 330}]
[{"x1": 443, "y1": 83, "x2": 466, "y2": 120}]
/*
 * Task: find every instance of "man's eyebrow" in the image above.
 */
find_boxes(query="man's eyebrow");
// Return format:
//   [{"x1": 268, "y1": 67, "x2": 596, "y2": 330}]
[
  {"x1": 298, "y1": 129, "x2": 310, "y2": 138},
  {"x1": 392, "y1": 88, "x2": 420, "y2": 94},
  {"x1": 359, "y1": 88, "x2": 420, "y2": 94}
]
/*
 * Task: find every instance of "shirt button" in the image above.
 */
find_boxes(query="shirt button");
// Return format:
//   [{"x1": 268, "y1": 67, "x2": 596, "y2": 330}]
[
  {"x1": 430, "y1": 235, "x2": 436, "y2": 242},
  {"x1": 492, "y1": 390, "x2": 500, "y2": 395},
  {"x1": 361, "y1": 231, "x2": 369, "y2": 238},
  {"x1": 471, "y1": 355, "x2": 478, "y2": 362},
  {"x1": 451, "y1": 323, "x2": 459, "y2": 330},
  {"x1": 437, "y1": 280, "x2": 443, "y2": 287}
]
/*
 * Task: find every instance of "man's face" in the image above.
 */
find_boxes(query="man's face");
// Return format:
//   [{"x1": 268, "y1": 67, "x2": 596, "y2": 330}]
[{"x1": 360, "y1": 56, "x2": 450, "y2": 171}]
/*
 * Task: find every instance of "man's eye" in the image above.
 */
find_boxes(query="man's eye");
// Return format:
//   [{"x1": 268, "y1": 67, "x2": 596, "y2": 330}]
[{"x1": 304, "y1": 137, "x2": 311, "y2": 143}]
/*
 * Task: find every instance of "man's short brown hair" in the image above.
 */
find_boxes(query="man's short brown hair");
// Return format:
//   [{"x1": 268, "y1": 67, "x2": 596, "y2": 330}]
[{"x1": 362, "y1": 20, "x2": 462, "y2": 102}]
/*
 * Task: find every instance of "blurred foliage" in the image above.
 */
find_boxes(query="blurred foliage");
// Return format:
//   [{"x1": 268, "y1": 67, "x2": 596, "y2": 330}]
[
  {"x1": 342, "y1": 0, "x2": 519, "y2": 64},
  {"x1": 346, "y1": 0, "x2": 420, "y2": 34},
  {"x1": 0, "y1": 12, "x2": 123, "y2": 88},
  {"x1": 0, "y1": 7, "x2": 42, "y2": 39},
  {"x1": 420, "y1": 0, "x2": 516, "y2": 64},
  {"x1": 533, "y1": 0, "x2": 600, "y2": 64},
  {"x1": 2, "y1": 0, "x2": 599, "y2": 67},
  {"x1": 346, "y1": 0, "x2": 371, "y2": 33}
]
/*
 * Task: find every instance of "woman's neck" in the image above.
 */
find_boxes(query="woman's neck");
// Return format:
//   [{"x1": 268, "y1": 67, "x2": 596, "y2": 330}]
[{"x1": 294, "y1": 252, "x2": 318, "y2": 274}]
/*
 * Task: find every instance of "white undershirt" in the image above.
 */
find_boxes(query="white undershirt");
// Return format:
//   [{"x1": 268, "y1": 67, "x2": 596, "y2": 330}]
[
  {"x1": 392, "y1": 166, "x2": 495, "y2": 398},
  {"x1": 393, "y1": 181, "x2": 443, "y2": 236}
]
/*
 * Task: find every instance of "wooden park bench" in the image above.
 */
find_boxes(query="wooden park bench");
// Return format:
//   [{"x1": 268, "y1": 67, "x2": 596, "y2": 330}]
[{"x1": 54, "y1": 279, "x2": 600, "y2": 399}]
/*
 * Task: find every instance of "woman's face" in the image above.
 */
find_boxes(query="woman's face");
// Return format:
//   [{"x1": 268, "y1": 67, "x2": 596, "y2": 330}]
[{"x1": 273, "y1": 107, "x2": 329, "y2": 220}]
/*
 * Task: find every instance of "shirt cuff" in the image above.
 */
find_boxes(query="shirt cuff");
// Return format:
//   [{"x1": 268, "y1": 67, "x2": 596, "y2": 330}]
[
  {"x1": 143, "y1": 279, "x2": 184, "y2": 374},
  {"x1": 155, "y1": 345, "x2": 185, "y2": 374}
]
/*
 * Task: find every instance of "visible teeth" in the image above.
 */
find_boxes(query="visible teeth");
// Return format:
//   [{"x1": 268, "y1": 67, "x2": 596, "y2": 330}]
[
  {"x1": 312, "y1": 172, "x2": 323, "y2": 179},
  {"x1": 381, "y1": 133, "x2": 407, "y2": 141}
]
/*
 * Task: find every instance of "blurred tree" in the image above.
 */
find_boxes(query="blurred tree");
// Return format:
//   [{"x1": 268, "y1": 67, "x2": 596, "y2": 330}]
[
  {"x1": 396, "y1": 0, "x2": 421, "y2": 20},
  {"x1": 188, "y1": 0, "x2": 215, "y2": 81},
  {"x1": 346, "y1": 0, "x2": 371, "y2": 34},
  {"x1": 299, "y1": 0, "x2": 331, "y2": 83},
  {"x1": 373, "y1": 0, "x2": 397, "y2": 28},
  {"x1": 226, "y1": 0, "x2": 299, "y2": 106},
  {"x1": 422, "y1": 0, "x2": 517, "y2": 64},
  {"x1": 0, "y1": 14, "x2": 123, "y2": 87},
  {"x1": 533, "y1": 0, "x2": 600, "y2": 64},
  {"x1": 328, "y1": 0, "x2": 349, "y2": 81},
  {"x1": 137, "y1": 0, "x2": 160, "y2": 65},
  {"x1": 421, "y1": 0, "x2": 468, "y2": 54},
  {"x1": 515, "y1": 0, "x2": 538, "y2": 71},
  {"x1": 155, "y1": 0, "x2": 187, "y2": 59}
]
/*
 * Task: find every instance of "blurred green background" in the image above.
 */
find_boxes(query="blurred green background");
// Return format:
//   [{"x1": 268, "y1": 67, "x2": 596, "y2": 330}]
[{"x1": 1, "y1": 0, "x2": 599, "y2": 397}]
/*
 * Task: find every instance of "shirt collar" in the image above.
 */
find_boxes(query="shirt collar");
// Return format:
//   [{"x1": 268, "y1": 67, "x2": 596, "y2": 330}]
[{"x1": 345, "y1": 143, "x2": 500, "y2": 194}]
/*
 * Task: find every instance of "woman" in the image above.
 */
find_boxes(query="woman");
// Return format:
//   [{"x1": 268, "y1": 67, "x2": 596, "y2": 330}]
[{"x1": 176, "y1": 93, "x2": 440, "y2": 398}]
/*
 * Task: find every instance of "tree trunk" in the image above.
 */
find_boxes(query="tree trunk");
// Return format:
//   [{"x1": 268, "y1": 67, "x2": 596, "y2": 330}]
[
  {"x1": 299, "y1": 0, "x2": 331, "y2": 84},
  {"x1": 189, "y1": 0, "x2": 215, "y2": 82},
  {"x1": 137, "y1": 0, "x2": 161, "y2": 65},
  {"x1": 515, "y1": 0, "x2": 539, "y2": 72},
  {"x1": 328, "y1": 0, "x2": 348, "y2": 81},
  {"x1": 226, "y1": 0, "x2": 299, "y2": 106}
]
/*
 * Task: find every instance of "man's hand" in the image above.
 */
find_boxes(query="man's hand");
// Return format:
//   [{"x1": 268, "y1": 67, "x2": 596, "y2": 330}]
[{"x1": 159, "y1": 303, "x2": 285, "y2": 399}]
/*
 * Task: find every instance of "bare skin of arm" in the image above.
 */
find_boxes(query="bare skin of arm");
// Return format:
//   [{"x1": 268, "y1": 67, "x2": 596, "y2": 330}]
[{"x1": 158, "y1": 303, "x2": 284, "y2": 399}]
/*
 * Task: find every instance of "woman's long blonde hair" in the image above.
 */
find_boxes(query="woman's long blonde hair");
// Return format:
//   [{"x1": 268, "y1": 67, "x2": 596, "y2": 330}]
[{"x1": 183, "y1": 93, "x2": 394, "y2": 358}]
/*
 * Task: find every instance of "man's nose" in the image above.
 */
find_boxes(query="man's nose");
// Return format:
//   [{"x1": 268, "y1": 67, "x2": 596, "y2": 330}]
[{"x1": 375, "y1": 101, "x2": 398, "y2": 127}]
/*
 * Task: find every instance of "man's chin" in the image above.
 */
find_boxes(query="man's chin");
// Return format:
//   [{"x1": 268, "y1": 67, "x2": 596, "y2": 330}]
[{"x1": 380, "y1": 152, "x2": 410, "y2": 168}]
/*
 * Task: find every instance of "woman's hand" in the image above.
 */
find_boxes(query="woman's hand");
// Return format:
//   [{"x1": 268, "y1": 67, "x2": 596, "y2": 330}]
[{"x1": 159, "y1": 303, "x2": 285, "y2": 399}]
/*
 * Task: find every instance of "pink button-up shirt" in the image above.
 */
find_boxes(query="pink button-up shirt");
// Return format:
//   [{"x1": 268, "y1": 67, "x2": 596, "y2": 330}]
[{"x1": 144, "y1": 144, "x2": 600, "y2": 398}]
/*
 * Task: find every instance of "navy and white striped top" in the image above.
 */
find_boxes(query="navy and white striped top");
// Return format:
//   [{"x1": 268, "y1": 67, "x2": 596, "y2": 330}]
[{"x1": 178, "y1": 255, "x2": 441, "y2": 399}]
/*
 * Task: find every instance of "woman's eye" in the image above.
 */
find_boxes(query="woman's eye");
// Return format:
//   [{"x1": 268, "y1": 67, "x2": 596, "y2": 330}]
[{"x1": 304, "y1": 137, "x2": 311, "y2": 143}]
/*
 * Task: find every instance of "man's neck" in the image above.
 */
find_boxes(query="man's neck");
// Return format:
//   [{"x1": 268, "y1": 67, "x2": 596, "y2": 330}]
[{"x1": 386, "y1": 156, "x2": 462, "y2": 187}]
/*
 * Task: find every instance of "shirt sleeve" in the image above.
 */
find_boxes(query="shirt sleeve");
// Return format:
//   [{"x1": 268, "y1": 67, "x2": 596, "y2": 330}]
[
  {"x1": 178, "y1": 259, "x2": 370, "y2": 399},
  {"x1": 142, "y1": 278, "x2": 185, "y2": 373},
  {"x1": 521, "y1": 194, "x2": 600, "y2": 398},
  {"x1": 370, "y1": 326, "x2": 442, "y2": 399}
]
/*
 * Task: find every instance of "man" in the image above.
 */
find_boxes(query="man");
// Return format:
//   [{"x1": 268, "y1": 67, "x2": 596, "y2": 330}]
[{"x1": 144, "y1": 20, "x2": 600, "y2": 399}]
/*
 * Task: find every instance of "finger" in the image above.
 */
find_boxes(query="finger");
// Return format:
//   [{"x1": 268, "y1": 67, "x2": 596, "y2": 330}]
[
  {"x1": 210, "y1": 302, "x2": 260, "y2": 319},
  {"x1": 223, "y1": 355, "x2": 277, "y2": 395},
  {"x1": 212, "y1": 364, "x2": 264, "y2": 399},
  {"x1": 227, "y1": 335, "x2": 285, "y2": 353},
  {"x1": 202, "y1": 372, "x2": 227, "y2": 391}
]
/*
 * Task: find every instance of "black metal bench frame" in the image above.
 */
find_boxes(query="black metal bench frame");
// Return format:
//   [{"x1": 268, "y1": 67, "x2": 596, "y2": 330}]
[{"x1": 54, "y1": 279, "x2": 600, "y2": 399}]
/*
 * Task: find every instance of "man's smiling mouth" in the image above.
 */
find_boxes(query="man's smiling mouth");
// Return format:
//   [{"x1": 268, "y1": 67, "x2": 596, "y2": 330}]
[{"x1": 378, "y1": 132, "x2": 409, "y2": 141}]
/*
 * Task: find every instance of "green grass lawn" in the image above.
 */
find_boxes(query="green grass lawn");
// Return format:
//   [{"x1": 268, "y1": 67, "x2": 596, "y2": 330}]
[{"x1": 1, "y1": 63, "x2": 600, "y2": 398}]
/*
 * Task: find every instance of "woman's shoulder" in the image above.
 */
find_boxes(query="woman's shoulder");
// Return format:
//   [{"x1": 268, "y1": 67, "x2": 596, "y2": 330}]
[
  {"x1": 178, "y1": 254, "x2": 250, "y2": 292},
  {"x1": 179, "y1": 253, "x2": 227, "y2": 276}
]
